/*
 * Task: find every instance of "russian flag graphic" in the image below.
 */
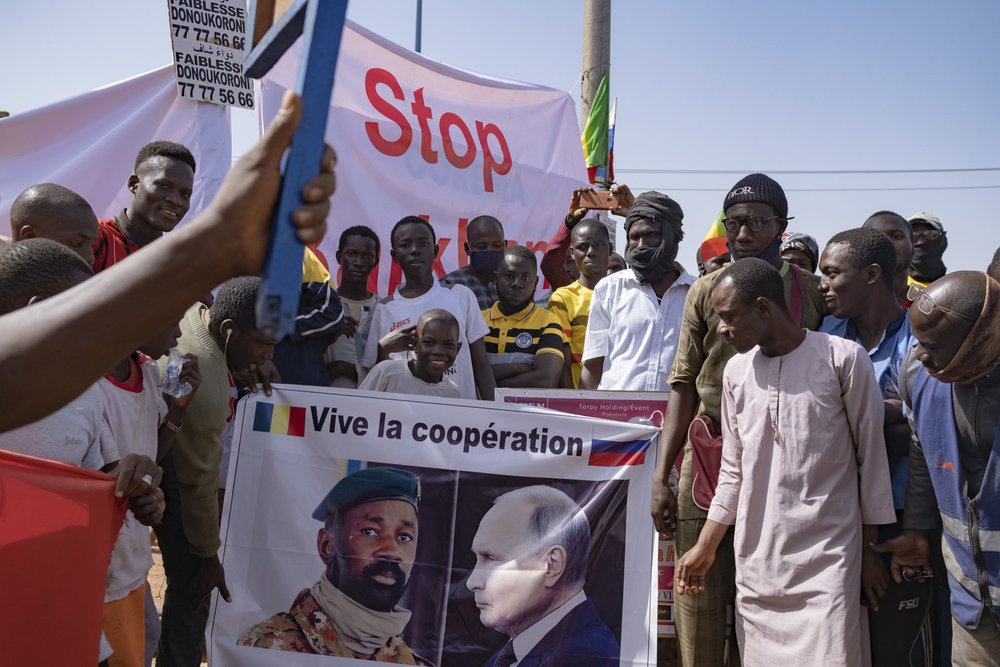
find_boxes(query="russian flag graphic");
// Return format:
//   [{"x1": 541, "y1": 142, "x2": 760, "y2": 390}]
[
  {"x1": 253, "y1": 402, "x2": 306, "y2": 437},
  {"x1": 588, "y1": 438, "x2": 649, "y2": 467}
]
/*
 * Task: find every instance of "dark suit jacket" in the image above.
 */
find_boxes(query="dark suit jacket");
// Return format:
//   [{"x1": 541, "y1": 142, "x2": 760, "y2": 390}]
[{"x1": 485, "y1": 598, "x2": 620, "y2": 667}]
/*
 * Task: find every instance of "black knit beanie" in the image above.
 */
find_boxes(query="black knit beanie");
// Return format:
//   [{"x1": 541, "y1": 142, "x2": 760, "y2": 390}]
[{"x1": 723, "y1": 173, "x2": 788, "y2": 219}]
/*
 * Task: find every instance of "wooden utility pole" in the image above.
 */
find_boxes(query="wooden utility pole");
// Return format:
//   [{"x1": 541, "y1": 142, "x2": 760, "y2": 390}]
[
  {"x1": 581, "y1": 0, "x2": 613, "y2": 242},
  {"x1": 581, "y1": 0, "x2": 610, "y2": 127}
]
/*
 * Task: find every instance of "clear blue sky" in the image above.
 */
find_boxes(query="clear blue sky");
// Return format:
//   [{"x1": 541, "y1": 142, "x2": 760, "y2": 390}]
[{"x1": 3, "y1": 0, "x2": 998, "y2": 271}]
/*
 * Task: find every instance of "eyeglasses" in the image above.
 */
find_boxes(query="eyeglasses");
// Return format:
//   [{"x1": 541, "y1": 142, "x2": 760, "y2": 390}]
[
  {"x1": 912, "y1": 229, "x2": 943, "y2": 241},
  {"x1": 721, "y1": 215, "x2": 790, "y2": 233},
  {"x1": 906, "y1": 283, "x2": 975, "y2": 322}
]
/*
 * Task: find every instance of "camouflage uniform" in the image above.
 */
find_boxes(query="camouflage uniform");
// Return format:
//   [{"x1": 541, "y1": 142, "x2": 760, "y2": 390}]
[{"x1": 238, "y1": 588, "x2": 434, "y2": 665}]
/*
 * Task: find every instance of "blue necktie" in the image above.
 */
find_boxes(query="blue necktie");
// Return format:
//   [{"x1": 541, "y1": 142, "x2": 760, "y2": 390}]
[{"x1": 492, "y1": 641, "x2": 516, "y2": 667}]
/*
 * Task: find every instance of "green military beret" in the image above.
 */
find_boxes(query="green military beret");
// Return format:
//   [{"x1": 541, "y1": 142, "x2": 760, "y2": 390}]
[{"x1": 312, "y1": 467, "x2": 421, "y2": 521}]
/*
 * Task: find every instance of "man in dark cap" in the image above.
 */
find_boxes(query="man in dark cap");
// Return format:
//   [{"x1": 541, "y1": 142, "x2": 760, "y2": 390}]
[
  {"x1": 651, "y1": 174, "x2": 827, "y2": 666},
  {"x1": 779, "y1": 232, "x2": 819, "y2": 274},
  {"x1": 238, "y1": 467, "x2": 433, "y2": 664},
  {"x1": 907, "y1": 211, "x2": 948, "y2": 286},
  {"x1": 580, "y1": 191, "x2": 696, "y2": 391}
]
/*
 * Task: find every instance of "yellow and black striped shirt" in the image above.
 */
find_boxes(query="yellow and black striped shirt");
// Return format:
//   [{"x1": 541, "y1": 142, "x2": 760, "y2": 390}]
[
  {"x1": 482, "y1": 302, "x2": 567, "y2": 366},
  {"x1": 547, "y1": 281, "x2": 593, "y2": 387}
]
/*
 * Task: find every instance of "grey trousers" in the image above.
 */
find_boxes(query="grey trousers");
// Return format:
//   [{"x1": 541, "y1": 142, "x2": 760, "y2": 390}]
[{"x1": 952, "y1": 616, "x2": 1000, "y2": 666}]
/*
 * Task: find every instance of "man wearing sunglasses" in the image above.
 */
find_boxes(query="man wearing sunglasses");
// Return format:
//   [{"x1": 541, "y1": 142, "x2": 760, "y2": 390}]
[
  {"x1": 907, "y1": 212, "x2": 948, "y2": 287},
  {"x1": 651, "y1": 173, "x2": 827, "y2": 666},
  {"x1": 877, "y1": 271, "x2": 1000, "y2": 664}
]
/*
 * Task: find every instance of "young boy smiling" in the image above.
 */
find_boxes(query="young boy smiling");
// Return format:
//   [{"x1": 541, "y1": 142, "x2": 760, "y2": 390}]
[
  {"x1": 360, "y1": 309, "x2": 461, "y2": 398},
  {"x1": 361, "y1": 216, "x2": 495, "y2": 400}
]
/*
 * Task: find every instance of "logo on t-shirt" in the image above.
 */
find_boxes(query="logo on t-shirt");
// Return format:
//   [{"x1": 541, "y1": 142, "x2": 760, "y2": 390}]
[{"x1": 515, "y1": 332, "x2": 533, "y2": 349}]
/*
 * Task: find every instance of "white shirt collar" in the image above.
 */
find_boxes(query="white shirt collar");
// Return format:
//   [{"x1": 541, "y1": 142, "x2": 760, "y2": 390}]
[{"x1": 510, "y1": 590, "x2": 587, "y2": 664}]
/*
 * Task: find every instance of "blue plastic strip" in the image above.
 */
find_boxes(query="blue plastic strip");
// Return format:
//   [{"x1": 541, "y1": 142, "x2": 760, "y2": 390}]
[{"x1": 244, "y1": 0, "x2": 349, "y2": 338}]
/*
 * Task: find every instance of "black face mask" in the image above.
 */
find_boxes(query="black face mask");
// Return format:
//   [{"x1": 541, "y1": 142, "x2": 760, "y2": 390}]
[
  {"x1": 626, "y1": 225, "x2": 679, "y2": 285},
  {"x1": 729, "y1": 235, "x2": 782, "y2": 264},
  {"x1": 469, "y1": 249, "x2": 504, "y2": 276}
]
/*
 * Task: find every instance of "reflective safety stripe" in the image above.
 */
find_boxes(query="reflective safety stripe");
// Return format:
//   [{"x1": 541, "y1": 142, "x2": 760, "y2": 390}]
[
  {"x1": 941, "y1": 513, "x2": 1000, "y2": 561},
  {"x1": 941, "y1": 534, "x2": 1000, "y2": 605},
  {"x1": 941, "y1": 513, "x2": 971, "y2": 544}
]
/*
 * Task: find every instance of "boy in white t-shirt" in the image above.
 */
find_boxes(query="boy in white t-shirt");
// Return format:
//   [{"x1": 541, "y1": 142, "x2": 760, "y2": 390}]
[
  {"x1": 99, "y1": 319, "x2": 201, "y2": 667},
  {"x1": 360, "y1": 309, "x2": 461, "y2": 398},
  {"x1": 361, "y1": 216, "x2": 495, "y2": 400}
]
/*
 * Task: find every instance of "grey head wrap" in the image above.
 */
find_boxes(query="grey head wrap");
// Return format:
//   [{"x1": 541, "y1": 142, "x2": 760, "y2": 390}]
[{"x1": 624, "y1": 192, "x2": 685, "y2": 284}]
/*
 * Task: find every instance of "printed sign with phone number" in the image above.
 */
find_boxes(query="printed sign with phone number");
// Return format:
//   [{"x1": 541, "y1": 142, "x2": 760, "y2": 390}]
[{"x1": 167, "y1": 0, "x2": 254, "y2": 109}]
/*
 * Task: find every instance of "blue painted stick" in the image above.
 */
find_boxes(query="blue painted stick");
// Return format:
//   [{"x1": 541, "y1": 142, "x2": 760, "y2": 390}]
[{"x1": 244, "y1": 0, "x2": 349, "y2": 338}]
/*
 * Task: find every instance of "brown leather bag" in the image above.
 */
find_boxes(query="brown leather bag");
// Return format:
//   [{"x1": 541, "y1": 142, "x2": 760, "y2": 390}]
[{"x1": 689, "y1": 414, "x2": 724, "y2": 511}]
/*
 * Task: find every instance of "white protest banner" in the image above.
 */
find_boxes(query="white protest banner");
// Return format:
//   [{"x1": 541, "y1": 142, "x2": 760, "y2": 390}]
[
  {"x1": 495, "y1": 389, "x2": 678, "y2": 638},
  {"x1": 208, "y1": 386, "x2": 659, "y2": 666},
  {"x1": 259, "y1": 21, "x2": 588, "y2": 294},
  {"x1": 0, "y1": 65, "x2": 231, "y2": 236},
  {"x1": 167, "y1": 0, "x2": 255, "y2": 108}
]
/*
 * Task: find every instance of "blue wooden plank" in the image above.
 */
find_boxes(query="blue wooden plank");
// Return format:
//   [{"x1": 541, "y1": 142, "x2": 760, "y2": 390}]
[
  {"x1": 254, "y1": 0, "x2": 349, "y2": 339},
  {"x1": 243, "y1": 0, "x2": 308, "y2": 79}
]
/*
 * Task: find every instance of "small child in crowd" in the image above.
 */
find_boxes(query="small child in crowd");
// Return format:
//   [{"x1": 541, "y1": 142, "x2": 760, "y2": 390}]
[{"x1": 359, "y1": 309, "x2": 462, "y2": 398}]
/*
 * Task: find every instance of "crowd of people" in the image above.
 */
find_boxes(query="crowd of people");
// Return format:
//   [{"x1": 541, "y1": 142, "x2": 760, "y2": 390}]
[{"x1": 1, "y1": 89, "x2": 998, "y2": 667}]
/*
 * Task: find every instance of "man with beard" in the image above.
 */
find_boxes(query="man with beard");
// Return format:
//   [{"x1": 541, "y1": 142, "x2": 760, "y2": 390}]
[
  {"x1": 440, "y1": 215, "x2": 506, "y2": 310},
  {"x1": 907, "y1": 212, "x2": 948, "y2": 287},
  {"x1": 238, "y1": 467, "x2": 433, "y2": 664},
  {"x1": 580, "y1": 191, "x2": 696, "y2": 391},
  {"x1": 651, "y1": 174, "x2": 827, "y2": 666},
  {"x1": 483, "y1": 246, "x2": 567, "y2": 388}
]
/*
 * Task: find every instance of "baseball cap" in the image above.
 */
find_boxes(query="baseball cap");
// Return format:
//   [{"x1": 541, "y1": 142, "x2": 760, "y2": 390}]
[{"x1": 907, "y1": 212, "x2": 944, "y2": 233}]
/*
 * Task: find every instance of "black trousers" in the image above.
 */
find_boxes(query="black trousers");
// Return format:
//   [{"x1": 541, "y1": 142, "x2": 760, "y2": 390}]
[{"x1": 152, "y1": 452, "x2": 209, "y2": 667}]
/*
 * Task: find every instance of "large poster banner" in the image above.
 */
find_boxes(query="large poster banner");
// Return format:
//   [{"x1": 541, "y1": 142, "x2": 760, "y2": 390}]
[
  {"x1": 495, "y1": 389, "x2": 678, "y2": 638},
  {"x1": 259, "y1": 21, "x2": 588, "y2": 294},
  {"x1": 208, "y1": 386, "x2": 659, "y2": 666}
]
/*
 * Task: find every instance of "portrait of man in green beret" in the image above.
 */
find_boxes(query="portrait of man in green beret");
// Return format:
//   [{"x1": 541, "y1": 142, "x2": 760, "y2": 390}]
[{"x1": 237, "y1": 466, "x2": 434, "y2": 664}]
